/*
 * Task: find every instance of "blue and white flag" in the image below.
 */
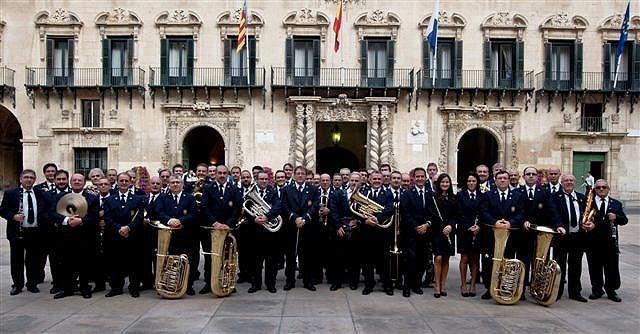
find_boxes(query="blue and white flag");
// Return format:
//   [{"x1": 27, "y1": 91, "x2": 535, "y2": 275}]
[
  {"x1": 426, "y1": 0, "x2": 440, "y2": 83},
  {"x1": 616, "y1": 0, "x2": 630, "y2": 58}
]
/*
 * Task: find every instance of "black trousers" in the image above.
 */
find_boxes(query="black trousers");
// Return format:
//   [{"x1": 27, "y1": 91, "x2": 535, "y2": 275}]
[
  {"x1": 553, "y1": 233, "x2": 585, "y2": 298},
  {"x1": 514, "y1": 230, "x2": 535, "y2": 286},
  {"x1": 9, "y1": 229, "x2": 42, "y2": 289},
  {"x1": 252, "y1": 232, "x2": 279, "y2": 288},
  {"x1": 92, "y1": 229, "x2": 108, "y2": 288},
  {"x1": 328, "y1": 228, "x2": 360, "y2": 286},
  {"x1": 138, "y1": 224, "x2": 156, "y2": 288},
  {"x1": 37, "y1": 229, "x2": 58, "y2": 284},
  {"x1": 361, "y1": 227, "x2": 391, "y2": 289},
  {"x1": 284, "y1": 226, "x2": 316, "y2": 285},
  {"x1": 58, "y1": 231, "x2": 93, "y2": 293},
  {"x1": 587, "y1": 236, "x2": 620, "y2": 294},
  {"x1": 106, "y1": 234, "x2": 140, "y2": 291},
  {"x1": 405, "y1": 236, "x2": 429, "y2": 289},
  {"x1": 237, "y1": 224, "x2": 257, "y2": 282}
]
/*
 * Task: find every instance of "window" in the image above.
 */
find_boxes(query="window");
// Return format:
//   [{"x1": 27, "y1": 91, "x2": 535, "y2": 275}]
[
  {"x1": 607, "y1": 41, "x2": 632, "y2": 89},
  {"x1": 224, "y1": 36, "x2": 256, "y2": 86},
  {"x1": 160, "y1": 38, "x2": 194, "y2": 85},
  {"x1": 424, "y1": 38, "x2": 462, "y2": 88},
  {"x1": 285, "y1": 37, "x2": 320, "y2": 86},
  {"x1": 581, "y1": 103, "x2": 604, "y2": 132},
  {"x1": 46, "y1": 38, "x2": 74, "y2": 86},
  {"x1": 362, "y1": 39, "x2": 394, "y2": 87},
  {"x1": 102, "y1": 37, "x2": 133, "y2": 86},
  {"x1": 544, "y1": 40, "x2": 581, "y2": 90},
  {"x1": 74, "y1": 148, "x2": 107, "y2": 177},
  {"x1": 81, "y1": 100, "x2": 101, "y2": 128},
  {"x1": 490, "y1": 40, "x2": 515, "y2": 88}
]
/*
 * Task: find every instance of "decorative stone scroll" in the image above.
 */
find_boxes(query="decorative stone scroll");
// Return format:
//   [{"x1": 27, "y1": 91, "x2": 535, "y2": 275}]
[
  {"x1": 481, "y1": 11, "x2": 528, "y2": 40},
  {"x1": 419, "y1": 11, "x2": 466, "y2": 40},
  {"x1": 282, "y1": 9, "x2": 329, "y2": 60},
  {"x1": 95, "y1": 8, "x2": 142, "y2": 61},
  {"x1": 34, "y1": 8, "x2": 84, "y2": 62},
  {"x1": 598, "y1": 14, "x2": 640, "y2": 42},
  {"x1": 155, "y1": 10, "x2": 202, "y2": 62},
  {"x1": 354, "y1": 10, "x2": 400, "y2": 40},
  {"x1": 217, "y1": 9, "x2": 265, "y2": 62},
  {"x1": 539, "y1": 11, "x2": 589, "y2": 42}
]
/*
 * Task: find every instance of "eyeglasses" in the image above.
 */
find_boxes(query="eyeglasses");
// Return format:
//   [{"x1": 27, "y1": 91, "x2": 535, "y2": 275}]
[
  {"x1": 595, "y1": 186, "x2": 608, "y2": 190},
  {"x1": 525, "y1": 173, "x2": 537, "y2": 176}
]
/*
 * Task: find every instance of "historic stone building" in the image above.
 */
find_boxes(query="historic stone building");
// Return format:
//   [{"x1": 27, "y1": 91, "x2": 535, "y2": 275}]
[{"x1": 0, "y1": 0, "x2": 638, "y2": 199}]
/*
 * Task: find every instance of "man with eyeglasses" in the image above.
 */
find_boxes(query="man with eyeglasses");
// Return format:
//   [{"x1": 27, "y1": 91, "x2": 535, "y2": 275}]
[{"x1": 586, "y1": 179, "x2": 628, "y2": 302}]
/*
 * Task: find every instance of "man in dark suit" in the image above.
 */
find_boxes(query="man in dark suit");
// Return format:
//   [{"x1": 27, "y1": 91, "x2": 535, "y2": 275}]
[
  {"x1": 543, "y1": 166, "x2": 562, "y2": 194},
  {"x1": 92, "y1": 176, "x2": 113, "y2": 293},
  {"x1": 389, "y1": 171, "x2": 406, "y2": 290},
  {"x1": 156, "y1": 173, "x2": 198, "y2": 295},
  {"x1": 281, "y1": 166, "x2": 320, "y2": 291},
  {"x1": 479, "y1": 170, "x2": 525, "y2": 300},
  {"x1": 200, "y1": 165, "x2": 243, "y2": 294},
  {"x1": 553, "y1": 174, "x2": 593, "y2": 302},
  {"x1": 586, "y1": 179, "x2": 628, "y2": 302},
  {"x1": 425, "y1": 162, "x2": 438, "y2": 193},
  {"x1": 400, "y1": 167, "x2": 439, "y2": 298},
  {"x1": 247, "y1": 171, "x2": 282, "y2": 293},
  {"x1": 103, "y1": 172, "x2": 145, "y2": 298},
  {"x1": 139, "y1": 176, "x2": 165, "y2": 290},
  {"x1": 34, "y1": 163, "x2": 57, "y2": 192},
  {"x1": 236, "y1": 169, "x2": 256, "y2": 284},
  {"x1": 50, "y1": 173, "x2": 100, "y2": 299},
  {"x1": 315, "y1": 173, "x2": 334, "y2": 284},
  {"x1": 44, "y1": 170, "x2": 71, "y2": 294},
  {"x1": 0, "y1": 169, "x2": 50, "y2": 295}
]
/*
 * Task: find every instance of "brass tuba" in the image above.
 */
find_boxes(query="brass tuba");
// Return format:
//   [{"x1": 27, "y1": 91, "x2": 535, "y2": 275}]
[
  {"x1": 241, "y1": 185, "x2": 282, "y2": 232},
  {"x1": 150, "y1": 221, "x2": 190, "y2": 299},
  {"x1": 204, "y1": 227, "x2": 238, "y2": 297},
  {"x1": 529, "y1": 225, "x2": 561, "y2": 306},
  {"x1": 350, "y1": 190, "x2": 393, "y2": 228},
  {"x1": 490, "y1": 224, "x2": 525, "y2": 305}
]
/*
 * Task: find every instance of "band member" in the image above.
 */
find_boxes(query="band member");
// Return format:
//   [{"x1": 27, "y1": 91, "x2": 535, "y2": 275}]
[
  {"x1": 586, "y1": 179, "x2": 628, "y2": 302},
  {"x1": 544, "y1": 167, "x2": 562, "y2": 194},
  {"x1": 34, "y1": 163, "x2": 57, "y2": 192},
  {"x1": 359, "y1": 170, "x2": 370, "y2": 193},
  {"x1": 331, "y1": 173, "x2": 343, "y2": 191},
  {"x1": 103, "y1": 173, "x2": 145, "y2": 298},
  {"x1": 380, "y1": 163, "x2": 392, "y2": 173},
  {"x1": 283, "y1": 163, "x2": 295, "y2": 186},
  {"x1": 281, "y1": 166, "x2": 320, "y2": 291},
  {"x1": 251, "y1": 165, "x2": 264, "y2": 181},
  {"x1": 315, "y1": 173, "x2": 333, "y2": 284},
  {"x1": 476, "y1": 165, "x2": 491, "y2": 193},
  {"x1": 156, "y1": 174, "x2": 198, "y2": 295},
  {"x1": 230, "y1": 166, "x2": 242, "y2": 188},
  {"x1": 425, "y1": 162, "x2": 438, "y2": 193},
  {"x1": 491, "y1": 163, "x2": 504, "y2": 186},
  {"x1": 431, "y1": 173, "x2": 456, "y2": 298},
  {"x1": 479, "y1": 170, "x2": 525, "y2": 300},
  {"x1": 51, "y1": 173, "x2": 99, "y2": 299},
  {"x1": 508, "y1": 169, "x2": 521, "y2": 191},
  {"x1": 517, "y1": 166, "x2": 559, "y2": 299},
  {"x1": 88, "y1": 168, "x2": 104, "y2": 188},
  {"x1": 189, "y1": 163, "x2": 211, "y2": 284},
  {"x1": 400, "y1": 167, "x2": 438, "y2": 297},
  {"x1": 247, "y1": 172, "x2": 282, "y2": 293},
  {"x1": 381, "y1": 170, "x2": 392, "y2": 191},
  {"x1": 33, "y1": 163, "x2": 57, "y2": 285},
  {"x1": 45, "y1": 170, "x2": 71, "y2": 294},
  {"x1": 389, "y1": 171, "x2": 405, "y2": 290},
  {"x1": 339, "y1": 168, "x2": 351, "y2": 190},
  {"x1": 139, "y1": 176, "x2": 164, "y2": 290},
  {"x1": 201, "y1": 165, "x2": 243, "y2": 294},
  {"x1": 328, "y1": 172, "x2": 362, "y2": 291},
  {"x1": 456, "y1": 172, "x2": 482, "y2": 297},
  {"x1": 0, "y1": 169, "x2": 49, "y2": 295},
  {"x1": 401, "y1": 173, "x2": 411, "y2": 190},
  {"x1": 106, "y1": 169, "x2": 118, "y2": 191},
  {"x1": 359, "y1": 170, "x2": 394, "y2": 295},
  {"x1": 159, "y1": 169, "x2": 171, "y2": 194},
  {"x1": 237, "y1": 169, "x2": 256, "y2": 284},
  {"x1": 553, "y1": 174, "x2": 593, "y2": 302},
  {"x1": 92, "y1": 177, "x2": 112, "y2": 293}
]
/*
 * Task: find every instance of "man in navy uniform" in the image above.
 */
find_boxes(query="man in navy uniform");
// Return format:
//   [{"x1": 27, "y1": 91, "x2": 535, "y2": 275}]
[
  {"x1": 586, "y1": 179, "x2": 628, "y2": 302},
  {"x1": 0, "y1": 169, "x2": 50, "y2": 295},
  {"x1": 139, "y1": 175, "x2": 165, "y2": 290},
  {"x1": 92, "y1": 176, "x2": 113, "y2": 293}
]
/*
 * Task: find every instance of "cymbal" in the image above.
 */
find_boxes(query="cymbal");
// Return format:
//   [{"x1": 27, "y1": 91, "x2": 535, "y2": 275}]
[{"x1": 56, "y1": 193, "x2": 88, "y2": 218}]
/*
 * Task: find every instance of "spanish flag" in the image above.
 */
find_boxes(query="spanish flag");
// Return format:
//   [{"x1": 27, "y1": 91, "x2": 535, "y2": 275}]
[
  {"x1": 237, "y1": 0, "x2": 248, "y2": 53},
  {"x1": 333, "y1": 0, "x2": 343, "y2": 52}
]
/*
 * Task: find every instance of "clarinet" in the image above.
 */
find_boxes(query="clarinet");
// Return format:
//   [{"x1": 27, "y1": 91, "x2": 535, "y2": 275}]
[
  {"x1": 17, "y1": 188, "x2": 24, "y2": 240},
  {"x1": 608, "y1": 207, "x2": 620, "y2": 254},
  {"x1": 471, "y1": 214, "x2": 479, "y2": 248}
]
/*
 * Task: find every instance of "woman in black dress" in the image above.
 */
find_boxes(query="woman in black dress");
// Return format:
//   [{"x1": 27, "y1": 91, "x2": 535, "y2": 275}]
[
  {"x1": 455, "y1": 172, "x2": 482, "y2": 297},
  {"x1": 431, "y1": 173, "x2": 456, "y2": 298}
]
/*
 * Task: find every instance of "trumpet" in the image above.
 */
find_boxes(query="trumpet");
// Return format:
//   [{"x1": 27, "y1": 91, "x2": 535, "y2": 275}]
[
  {"x1": 319, "y1": 192, "x2": 329, "y2": 227},
  {"x1": 349, "y1": 190, "x2": 392, "y2": 228}
]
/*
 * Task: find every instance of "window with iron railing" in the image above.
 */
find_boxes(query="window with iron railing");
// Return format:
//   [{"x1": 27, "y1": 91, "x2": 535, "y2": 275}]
[
  {"x1": 285, "y1": 37, "x2": 320, "y2": 86},
  {"x1": 81, "y1": 100, "x2": 101, "y2": 128},
  {"x1": 543, "y1": 40, "x2": 582, "y2": 90},
  {"x1": 362, "y1": 38, "x2": 394, "y2": 88},
  {"x1": 225, "y1": 36, "x2": 256, "y2": 86},
  {"x1": 46, "y1": 38, "x2": 74, "y2": 86},
  {"x1": 102, "y1": 37, "x2": 133, "y2": 86},
  {"x1": 74, "y1": 148, "x2": 107, "y2": 177},
  {"x1": 160, "y1": 38, "x2": 194, "y2": 86},
  {"x1": 581, "y1": 103, "x2": 605, "y2": 132}
]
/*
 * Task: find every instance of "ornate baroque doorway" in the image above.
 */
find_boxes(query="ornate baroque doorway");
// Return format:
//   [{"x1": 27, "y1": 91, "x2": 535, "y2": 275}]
[
  {"x1": 182, "y1": 126, "x2": 225, "y2": 169},
  {"x1": 316, "y1": 122, "x2": 367, "y2": 174}
]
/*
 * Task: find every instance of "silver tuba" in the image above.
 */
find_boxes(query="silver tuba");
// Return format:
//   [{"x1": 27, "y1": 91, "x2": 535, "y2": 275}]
[{"x1": 241, "y1": 185, "x2": 282, "y2": 232}]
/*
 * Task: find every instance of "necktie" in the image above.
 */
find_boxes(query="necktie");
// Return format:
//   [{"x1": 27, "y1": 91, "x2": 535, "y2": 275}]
[
  {"x1": 150, "y1": 194, "x2": 156, "y2": 204},
  {"x1": 321, "y1": 191, "x2": 327, "y2": 205},
  {"x1": 374, "y1": 190, "x2": 378, "y2": 199},
  {"x1": 26, "y1": 190, "x2": 35, "y2": 224},
  {"x1": 599, "y1": 198, "x2": 606, "y2": 217},
  {"x1": 260, "y1": 189, "x2": 265, "y2": 198},
  {"x1": 394, "y1": 190, "x2": 399, "y2": 202},
  {"x1": 100, "y1": 196, "x2": 105, "y2": 207},
  {"x1": 552, "y1": 185, "x2": 557, "y2": 193},
  {"x1": 49, "y1": 183, "x2": 55, "y2": 191},
  {"x1": 173, "y1": 194, "x2": 179, "y2": 205},
  {"x1": 470, "y1": 193, "x2": 475, "y2": 201},
  {"x1": 528, "y1": 188, "x2": 534, "y2": 200},
  {"x1": 500, "y1": 192, "x2": 506, "y2": 202},
  {"x1": 419, "y1": 189, "x2": 424, "y2": 207},
  {"x1": 299, "y1": 185, "x2": 303, "y2": 193},
  {"x1": 569, "y1": 195, "x2": 577, "y2": 228},
  {"x1": 120, "y1": 194, "x2": 126, "y2": 207}
]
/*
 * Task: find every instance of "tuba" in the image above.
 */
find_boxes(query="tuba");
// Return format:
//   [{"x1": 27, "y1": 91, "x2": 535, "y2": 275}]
[
  {"x1": 350, "y1": 190, "x2": 393, "y2": 228},
  {"x1": 150, "y1": 221, "x2": 190, "y2": 299},
  {"x1": 529, "y1": 225, "x2": 561, "y2": 306},
  {"x1": 241, "y1": 185, "x2": 282, "y2": 232},
  {"x1": 204, "y1": 227, "x2": 238, "y2": 297},
  {"x1": 490, "y1": 224, "x2": 525, "y2": 305}
]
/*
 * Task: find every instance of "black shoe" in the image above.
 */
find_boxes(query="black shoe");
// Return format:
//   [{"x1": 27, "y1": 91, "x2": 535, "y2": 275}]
[
  {"x1": 186, "y1": 287, "x2": 195, "y2": 296},
  {"x1": 434, "y1": 293, "x2": 441, "y2": 298},
  {"x1": 129, "y1": 290, "x2": 140, "y2": 298},
  {"x1": 105, "y1": 289, "x2": 123, "y2": 297},
  {"x1": 248, "y1": 285, "x2": 261, "y2": 293},
  {"x1": 569, "y1": 295, "x2": 588, "y2": 303},
  {"x1": 403, "y1": 288, "x2": 410, "y2": 298},
  {"x1": 384, "y1": 288, "x2": 394, "y2": 296},
  {"x1": 411, "y1": 288, "x2": 423, "y2": 295},
  {"x1": 267, "y1": 286, "x2": 277, "y2": 293},
  {"x1": 53, "y1": 291, "x2": 72, "y2": 299},
  {"x1": 92, "y1": 284, "x2": 106, "y2": 293},
  {"x1": 607, "y1": 292, "x2": 622, "y2": 302},
  {"x1": 304, "y1": 283, "x2": 316, "y2": 291},
  {"x1": 26, "y1": 286, "x2": 40, "y2": 293},
  {"x1": 349, "y1": 283, "x2": 358, "y2": 290},
  {"x1": 283, "y1": 282, "x2": 294, "y2": 291},
  {"x1": 362, "y1": 287, "x2": 373, "y2": 295},
  {"x1": 49, "y1": 286, "x2": 62, "y2": 294},
  {"x1": 440, "y1": 291, "x2": 447, "y2": 297},
  {"x1": 9, "y1": 287, "x2": 22, "y2": 296},
  {"x1": 589, "y1": 292, "x2": 604, "y2": 300},
  {"x1": 481, "y1": 291, "x2": 492, "y2": 300},
  {"x1": 330, "y1": 284, "x2": 341, "y2": 291},
  {"x1": 199, "y1": 285, "x2": 211, "y2": 294},
  {"x1": 469, "y1": 291, "x2": 477, "y2": 297},
  {"x1": 81, "y1": 290, "x2": 92, "y2": 299}
]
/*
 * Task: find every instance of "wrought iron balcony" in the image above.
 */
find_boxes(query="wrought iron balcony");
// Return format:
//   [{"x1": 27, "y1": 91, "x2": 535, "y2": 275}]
[
  {"x1": 1, "y1": 66, "x2": 16, "y2": 107},
  {"x1": 24, "y1": 67, "x2": 146, "y2": 88},
  {"x1": 535, "y1": 71, "x2": 640, "y2": 92},
  {"x1": 417, "y1": 69, "x2": 534, "y2": 90},
  {"x1": 270, "y1": 67, "x2": 414, "y2": 89},
  {"x1": 148, "y1": 67, "x2": 265, "y2": 87},
  {"x1": 580, "y1": 117, "x2": 609, "y2": 132}
]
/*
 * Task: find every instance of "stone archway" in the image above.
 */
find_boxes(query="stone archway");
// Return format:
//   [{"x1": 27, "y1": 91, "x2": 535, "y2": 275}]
[
  {"x1": 182, "y1": 126, "x2": 225, "y2": 168},
  {"x1": 456, "y1": 128, "x2": 500, "y2": 185},
  {"x1": 0, "y1": 105, "x2": 22, "y2": 187}
]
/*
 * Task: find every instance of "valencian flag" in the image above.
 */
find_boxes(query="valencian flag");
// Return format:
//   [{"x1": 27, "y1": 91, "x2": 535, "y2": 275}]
[
  {"x1": 333, "y1": 0, "x2": 343, "y2": 52},
  {"x1": 237, "y1": 0, "x2": 248, "y2": 53},
  {"x1": 613, "y1": 0, "x2": 630, "y2": 88}
]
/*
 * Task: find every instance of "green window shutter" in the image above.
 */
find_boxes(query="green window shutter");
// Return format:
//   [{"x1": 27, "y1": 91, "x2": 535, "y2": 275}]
[
  {"x1": 603, "y1": 43, "x2": 612, "y2": 90},
  {"x1": 574, "y1": 41, "x2": 583, "y2": 90},
  {"x1": 483, "y1": 40, "x2": 492, "y2": 88},
  {"x1": 454, "y1": 40, "x2": 463, "y2": 88},
  {"x1": 422, "y1": 40, "x2": 430, "y2": 87},
  {"x1": 360, "y1": 39, "x2": 368, "y2": 86},
  {"x1": 313, "y1": 38, "x2": 320, "y2": 85},
  {"x1": 386, "y1": 39, "x2": 395, "y2": 86},
  {"x1": 285, "y1": 38, "x2": 293, "y2": 81},
  {"x1": 186, "y1": 39, "x2": 194, "y2": 85},
  {"x1": 126, "y1": 38, "x2": 134, "y2": 81},
  {"x1": 160, "y1": 38, "x2": 168, "y2": 85},
  {"x1": 633, "y1": 41, "x2": 640, "y2": 90},
  {"x1": 46, "y1": 39, "x2": 54, "y2": 85},
  {"x1": 67, "y1": 39, "x2": 74, "y2": 85},
  {"x1": 544, "y1": 42, "x2": 552, "y2": 89},
  {"x1": 102, "y1": 39, "x2": 111, "y2": 86},
  {"x1": 224, "y1": 38, "x2": 232, "y2": 85},
  {"x1": 249, "y1": 37, "x2": 257, "y2": 85},
  {"x1": 515, "y1": 41, "x2": 524, "y2": 89}
]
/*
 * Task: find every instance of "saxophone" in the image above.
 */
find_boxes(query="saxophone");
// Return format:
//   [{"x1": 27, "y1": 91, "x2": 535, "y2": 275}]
[
  {"x1": 151, "y1": 221, "x2": 190, "y2": 299},
  {"x1": 490, "y1": 224, "x2": 525, "y2": 305},
  {"x1": 529, "y1": 225, "x2": 561, "y2": 306},
  {"x1": 205, "y1": 227, "x2": 238, "y2": 297},
  {"x1": 580, "y1": 188, "x2": 596, "y2": 230}
]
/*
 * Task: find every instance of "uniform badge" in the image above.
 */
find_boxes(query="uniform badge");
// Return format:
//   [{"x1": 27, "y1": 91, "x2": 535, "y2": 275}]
[
  {"x1": 538, "y1": 203, "x2": 544, "y2": 210},
  {"x1": 130, "y1": 210, "x2": 135, "y2": 217},
  {"x1": 510, "y1": 206, "x2": 516, "y2": 213},
  {"x1": 307, "y1": 200, "x2": 312, "y2": 207},
  {"x1": 228, "y1": 201, "x2": 234, "y2": 207},
  {"x1": 183, "y1": 209, "x2": 188, "y2": 215}
]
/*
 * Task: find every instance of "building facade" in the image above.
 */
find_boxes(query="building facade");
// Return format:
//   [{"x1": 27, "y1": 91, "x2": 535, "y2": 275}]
[{"x1": 0, "y1": 0, "x2": 638, "y2": 199}]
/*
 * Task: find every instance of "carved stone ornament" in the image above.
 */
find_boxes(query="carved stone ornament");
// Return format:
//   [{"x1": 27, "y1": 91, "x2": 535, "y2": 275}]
[
  {"x1": 563, "y1": 111, "x2": 572, "y2": 124},
  {"x1": 481, "y1": 11, "x2": 527, "y2": 40},
  {"x1": 332, "y1": 93, "x2": 353, "y2": 107},
  {"x1": 218, "y1": 9, "x2": 264, "y2": 26},
  {"x1": 610, "y1": 113, "x2": 620, "y2": 124},
  {"x1": 95, "y1": 8, "x2": 142, "y2": 26},
  {"x1": 419, "y1": 12, "x2": 466, "y2": 39},
  {"x1": 540, "y1": 12, "x2": 588, "y2": 30},
  {"x1": 155, "y1": 10, "x2": 202, "y2": 25},
  {"x1": 472, "y1": 104, "x2": 490, "y2": 118},
  {"x1": 355, "y1": 10, "x2": 400, "y2": 27},
  {"x1": 283, "y1": 8, "x2": 329, "y2": 26},
  {"x1": 35, "y1": 8, "x2": 83, "y2": 26},
  {"x1": 598, "y1": 14, "x2": 640, "y2": 41}
]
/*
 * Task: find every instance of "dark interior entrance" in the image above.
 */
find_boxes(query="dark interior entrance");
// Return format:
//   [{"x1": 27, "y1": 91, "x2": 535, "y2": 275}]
[
  {"x1": 457, "y1": 128, "x2": 499, "y2": 186},
  {"x1": 182, "y1": 126, "x2": 225, "y2": 169},
  {"x1": 0, "y1": 105, "x2": 23, "y2": 188},
  {"x1": 316, "y1": 122, "x2": 367, "y2": 174}
]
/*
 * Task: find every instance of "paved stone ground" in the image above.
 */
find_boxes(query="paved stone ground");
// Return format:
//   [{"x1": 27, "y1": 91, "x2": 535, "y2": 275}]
[{"x1": 0, "y1": 210, "x2": 638, "y2": 333}]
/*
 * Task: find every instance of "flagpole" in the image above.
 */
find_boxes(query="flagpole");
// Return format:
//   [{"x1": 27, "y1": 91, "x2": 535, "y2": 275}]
[
  {"x1": 245, "y1": 2, "x2": 252, "y2": 104},
  {"x1": 613, "y1": 55, "x2": 621, "y2": 89}
]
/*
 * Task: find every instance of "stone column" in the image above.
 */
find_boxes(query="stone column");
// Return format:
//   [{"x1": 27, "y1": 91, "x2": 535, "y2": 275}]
[
  {"x1": 446, "y1": 120, "x2": 456, "y2": 176},
  {"x1": 21, "y1": 139, "x2": 39, "y2": 171},
  {"x1": 504, "y1": 120, "x2": 514, "y2": 168},
  {"x1": 294, "y1": 104, "x2": 306, "y2": 167},
  {"x1": 369, "y1": 105, "x2": 380, "y2": 170},
  {"x1": 379, "y1": 105, "x2": 390, "y2": 167},
  {"x1": 167, "y1": 117, "x2": 178, "y2": 167},
  {"x1": 303, "y1": 105, "x2": 315, "y2": 171}
]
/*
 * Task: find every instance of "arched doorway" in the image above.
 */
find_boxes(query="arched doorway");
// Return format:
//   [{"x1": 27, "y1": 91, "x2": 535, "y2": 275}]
[
  {"x1": 0, "y1": 105, "x2": 23, "y2": 188},
  {"x1": 316, "y1": 122, "x2": 367, "y2": 174},
  {"x1": 457, "y1": 128, "x2": 499, "y2": 186},
  {"x1": 182, "y1": 126, "x2": 225, "y2": 169}
]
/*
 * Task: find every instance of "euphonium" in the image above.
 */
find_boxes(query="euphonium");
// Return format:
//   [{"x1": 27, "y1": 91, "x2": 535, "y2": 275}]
[
  {"x1": 490, "y1": 224, "x2": 525, "y2": 305},
  {"x1": 350, "y1": 190, "x2": 393, "y2": 228},
  {"x1": 241, "y1": 185, "x2": 282, "y2": 232},
  {"x1": 151, "y1": 221, "x2": 190, "y2": 299},
  {"x1": 529, "y1": 225, "x2": 561, "y2": 306},
  {"x1": 580, "y1": 188, "x2": 596, "y2": 230},
  {"x1": 206, "y1": 227, "x2": 238, "y2": 297}
]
